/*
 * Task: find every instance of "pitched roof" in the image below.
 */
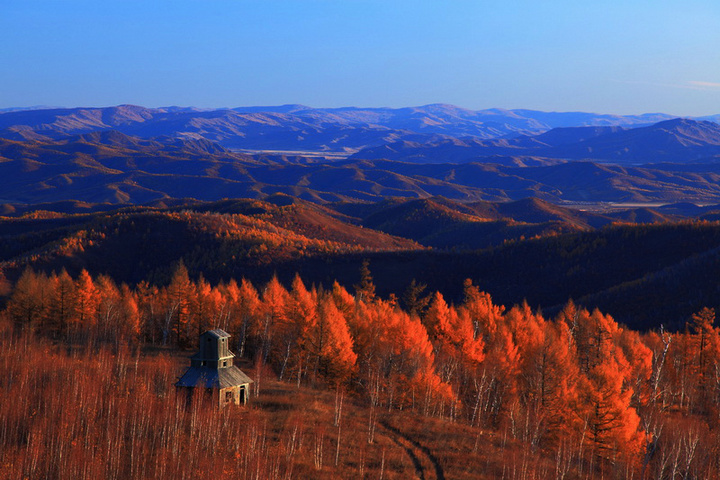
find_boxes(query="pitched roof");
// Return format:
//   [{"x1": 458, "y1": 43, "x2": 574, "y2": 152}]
[
  {"x1": 176, "y1": 365, "x2": 254, "y2": 389},
  {"x1": 205, "y1": 328, "x2": 230, "y2": 339}
]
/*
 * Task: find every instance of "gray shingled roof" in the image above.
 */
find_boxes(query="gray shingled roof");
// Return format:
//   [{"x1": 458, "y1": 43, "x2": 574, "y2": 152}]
[
  {"x1": 176, "y1": 366, "x2": 254, "y2": 389},
  {"x1": 206, "y1": 328, "x2": 230, "y2": 338}
]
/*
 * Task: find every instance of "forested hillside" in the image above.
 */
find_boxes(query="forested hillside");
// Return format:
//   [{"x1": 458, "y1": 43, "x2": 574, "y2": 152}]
[
  {"x1": 3, "y1": 267, "x2": 720, "y2": 478},
  {"x1": 3, "y1": 176, "x2": 720, "y2": 479},
  {"x1": 3, "y1": 199, "x2": 720, "y2": 330}
]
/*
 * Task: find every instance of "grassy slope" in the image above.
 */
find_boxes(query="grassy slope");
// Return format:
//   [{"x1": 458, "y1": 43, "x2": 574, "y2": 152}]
[{"x1": 0, "y1": 326, "x2": 563, "y2": 480}]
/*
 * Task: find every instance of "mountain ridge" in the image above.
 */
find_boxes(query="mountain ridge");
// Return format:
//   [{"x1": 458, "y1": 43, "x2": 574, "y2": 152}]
[
  {"x1": 6, "y1": 133, "x2": 720, "y2": 205},
  {"x1": 0, "y1": 104, "x2": 709, "y2": 153},
  {"x1": 352, "y1": 117, "x2": 720, "y2": 165}
]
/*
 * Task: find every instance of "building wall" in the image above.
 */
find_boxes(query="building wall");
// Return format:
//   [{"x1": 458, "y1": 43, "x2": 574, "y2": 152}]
[
  {"x1": 218, "y1": 385, "x2": 249, "y2": 407},
  {"x1": 177, "y1": 383, "x2": 250, "y2": 408}
]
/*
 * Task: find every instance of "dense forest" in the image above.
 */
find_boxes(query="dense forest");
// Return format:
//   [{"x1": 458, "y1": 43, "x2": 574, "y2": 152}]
[
  {"x1": 4, "y1": 199, "x2": 720, "y2": 330},
  {"x1": 2, "y1": 265, "x2": 720, "y2": 478},
  {"x1": 4, "y1": 191, "x2": 720, "y2": 478}
]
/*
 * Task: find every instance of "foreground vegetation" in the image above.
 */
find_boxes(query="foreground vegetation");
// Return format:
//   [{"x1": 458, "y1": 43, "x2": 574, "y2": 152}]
[
  {"x1": 2, "y1": 329, "x2": 583, "y2": 479},
  {"x1": 4, "y1": 266, "x2": 720, "y2": 478},
  {"x1": 0, "y1": 329, "x2": 427, "y2": 479}
]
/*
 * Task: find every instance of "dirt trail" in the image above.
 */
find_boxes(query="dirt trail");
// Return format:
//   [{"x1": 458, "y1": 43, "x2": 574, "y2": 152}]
[{"x1": 380, "y1": 420, "x2": 445, "y2": 480}]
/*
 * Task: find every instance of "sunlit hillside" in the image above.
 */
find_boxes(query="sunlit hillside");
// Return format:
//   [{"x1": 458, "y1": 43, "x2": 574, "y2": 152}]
[{"x1": 2, "y1": 269, "x2": 720, "y2": 479}]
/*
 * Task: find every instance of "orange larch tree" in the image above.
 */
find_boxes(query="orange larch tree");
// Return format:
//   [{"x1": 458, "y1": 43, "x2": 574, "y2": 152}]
[
  {"x1": 6, "y1": 267, "x2": 48, "y2": 332},
  {"x1": 571, "y1": 308, "x2": 645, "y2": 469},
  {"x1": 46, "y1": 269, "x2": 76, "y2": 338},
  {"x1": 686, "y1": 307, "x2": 720, "y2": 414},
  {"x1": 95, "y1": 274, "x2": 122, "y2": 342},
  {"x1": 460, "y1": 279, "x2": 503, "y2": 342},
  {"x1": 117, "y1": 284, "x2": 141, "y2": 343},
  {"x1": 166, "y1": 261, "x2": 193, "y2": 347},
  {"x1": 424, "y1": 292, "x2": 485, "y2": 407},
  {"x1": 307, "y1": 294, "x2": 357, "y2": 384},
  {"x1": 353, "y1": 259, "x2": 376, "y2": 303},
  {"x1": 577, "y1": 353, "x2": 645, "y2": 469},
  {"x1": 279, "y1": 274, "x2": 317, "y2": 381},
  {"x1": 134, "y1": 280, "x2": 161, "y2": 343},
  {"x1": 230, "y1": 278, "x2": 261, "y2": 358},
  {"x1": 331, "y1": 281, "x2": 356, "y2": 319},
  {"x1": 257, "y1": 275, "x2": 290, "y2": 364},
  {"x1": 73, "y1": 269, "x2": 98, "y2": 335},
  {"x1": 402, "y1": 278, "x2": 431, "y2": 317},
  {"x1": 533, "y1": 320, "x2": 582, "y2": 445}
]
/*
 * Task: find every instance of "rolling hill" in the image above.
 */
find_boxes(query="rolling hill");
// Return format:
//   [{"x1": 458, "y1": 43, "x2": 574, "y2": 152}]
[
  {"x1": 6, "y1": 132, "x2": 720, "y2": 206},
  {"x1": 0, "y1": 197, "x2": 421, "y2": 286},
  {"x1": 332, "y1": 197, "x2": 586, "y2": 249},
  {"x1": 3, "y1": 199, "x2": 720, "y2": 331},
  {"x1": 352, "y1": 118, "x2": 720, "y2": 165}
]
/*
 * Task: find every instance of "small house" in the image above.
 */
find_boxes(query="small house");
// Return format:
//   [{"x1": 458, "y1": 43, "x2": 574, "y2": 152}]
[{"x1": 176, "y1": 329, "x2": 253, "y2": 407}]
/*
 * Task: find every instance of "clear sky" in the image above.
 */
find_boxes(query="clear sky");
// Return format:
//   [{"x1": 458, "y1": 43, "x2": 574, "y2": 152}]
[{"x1": 2, "y1": 1, "x2": 719, "y2": 115}]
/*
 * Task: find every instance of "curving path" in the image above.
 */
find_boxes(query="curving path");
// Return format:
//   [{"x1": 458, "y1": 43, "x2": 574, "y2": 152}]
[{"x1": 380, "y1": 420, "x2": 445, "y2": 480}]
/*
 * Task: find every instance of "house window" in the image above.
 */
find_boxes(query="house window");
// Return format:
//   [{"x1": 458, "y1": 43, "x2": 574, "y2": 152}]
[
  {"x1": 225, "y1": 391, "x2": 233, "y2": 403},
  {"x1": 223, "y1": 361, "x2": 227, "y2": 367}
]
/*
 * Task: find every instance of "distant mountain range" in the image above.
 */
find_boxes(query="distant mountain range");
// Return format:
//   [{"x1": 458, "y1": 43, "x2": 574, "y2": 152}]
[
  {"x1": 352, "y1": 118, "x2": 720, "y2": 164},
  {"x1": 5, "y1": 129, "x2": 720, "y2": 206},
  {"x1": 4, "y1": 104, "x2": 720, "y2": 207},
  {"x1": 1, "y1": 103, "x2": 716, "y2": 154}
]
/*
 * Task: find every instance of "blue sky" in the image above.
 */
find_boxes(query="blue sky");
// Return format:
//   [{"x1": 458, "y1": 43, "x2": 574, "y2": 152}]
[{"x1": 2, "y1": 1, "x2": 719, "y2": 115}]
